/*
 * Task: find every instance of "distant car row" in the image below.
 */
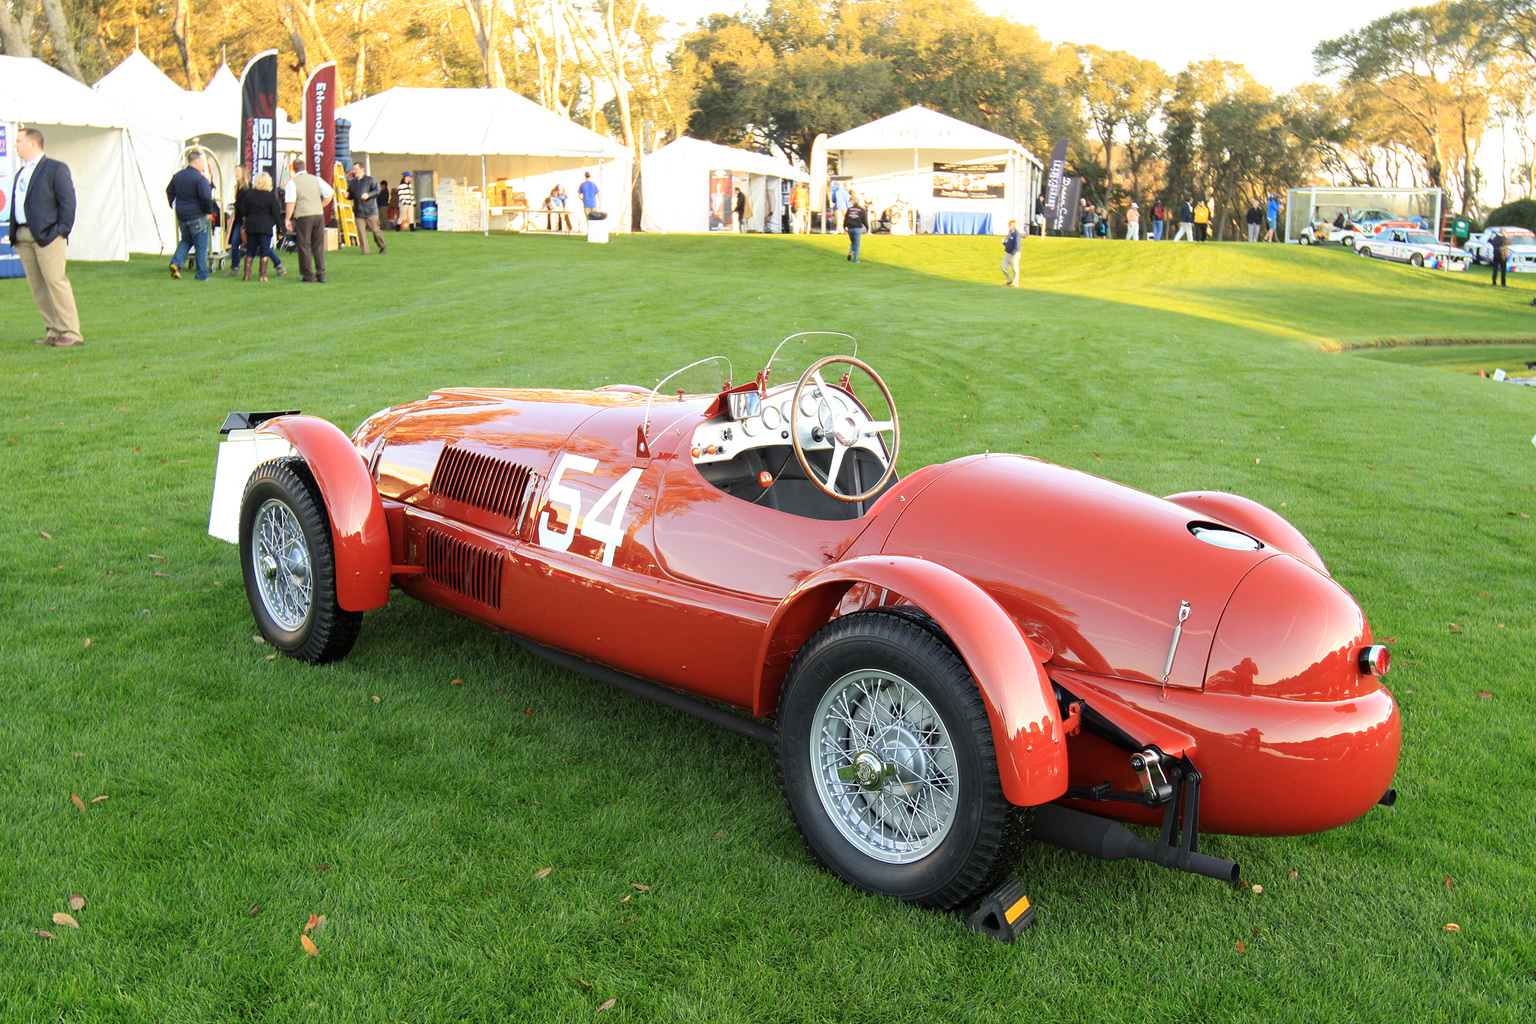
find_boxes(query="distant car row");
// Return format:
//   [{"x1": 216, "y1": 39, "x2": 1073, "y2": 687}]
[{"x1": 1297, "y1": 217, "x2": 1536, "y2": 273}]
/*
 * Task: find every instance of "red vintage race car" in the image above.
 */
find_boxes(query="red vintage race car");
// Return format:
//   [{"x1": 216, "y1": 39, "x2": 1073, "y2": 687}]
[{"x1": 208, "y1": 335, "x2": 1400, "y2": 922}]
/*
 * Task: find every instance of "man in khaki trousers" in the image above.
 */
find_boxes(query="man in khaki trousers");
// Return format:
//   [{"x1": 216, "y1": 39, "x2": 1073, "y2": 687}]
[{"x1": 9, "y1": 128, "x2": 83, "y2": 347}]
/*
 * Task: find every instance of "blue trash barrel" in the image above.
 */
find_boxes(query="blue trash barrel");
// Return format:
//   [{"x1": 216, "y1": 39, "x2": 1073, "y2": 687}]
[{"x1": 420, "y1": 199, "x2": 439, "y2": 230}]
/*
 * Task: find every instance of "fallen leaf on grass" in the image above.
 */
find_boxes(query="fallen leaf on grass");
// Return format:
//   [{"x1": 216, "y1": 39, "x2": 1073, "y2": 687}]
[
  {"x1": 451, "y1": 678, "x2": 465, "y2": 686},
  {"x1": 597, "y1": 998, "x2": 617, "y2": 1013},
  {"x1": 252, "y1": 634, "x2": 266, "y2": 644},
  {"x1": 533, "y1": 867, "x2": 553, "y2": 880},
  {"x1": 1445, "y1": 876, "x2": 1453, "y2": 889},
  {"x1": 82, "y1": 638, "x2": 91, "y2": 648},
  {"x1": 305, "y1": 914, "x2": 319, "y2": 932},
  {"x1": 35, "y1": 931, "x2": 55, "y2": 940},
  {"x1": 1443, "y1": 923, "x2": 1461, "y2": 932},
  {"x1": 1509, "y1": 510, "x2": 1530, "y2": 518},
  {"x1": 301, "y1": 934, "x2": 319, "y2": 956},
  {"x1": 247, "y1": 905, "x2": 261, "y2": 917},
  {"x1": 70, "y1": 794, "x2": 87, "y2": 814},
  {"x1": 712, "y1": 829, "x2": 725, "y2": 840},
  {"x1": 370, "y1": 695, "x2": 381, "y2": 703},
  {"x1": 1235, "y1": 940, "x2": 1245, "y2": 952},
  {"x1": 631, "y1": 883, "x2": 650, "y2": 892},
  {"x1": 574, "y1": 978, "x2": 592, "y2": 987},
  {"x1": 1251, "y1": 884, "x2": 1264, "y2": 894},
  {"x1": 1478, "y1": 691, "x2": 1494, "y2": 700},
  {"x1": 90, "y1": 795, "x2": 108, "y2": 803},
  {"x1": 619, "y1": 895, "x2": 630, "y2": 904},
  {"x1": 40, "y1": 531, "x2": 53, "y2": 540},
  {"x1": 1288, "y1": 870, "x2": 1299, "y2": 880},
  {"x1": 52, "y1": 913, "x2": 79, "y2": 929},
  {"x1": 265, "y1": 654, "x2": 277, "y2": 662},
  {"x1": 69, "y1": 894, "x2": 86, "y2": 911},
  {"x1": 147, "y1": 554, "x2": 165, "y2": 562},
  {"x1": 525, "y1": 706, "x2": 533, "y2": 717},
  {"x1": 153, "y1": 572, "x2": 170, "y2": 579}
]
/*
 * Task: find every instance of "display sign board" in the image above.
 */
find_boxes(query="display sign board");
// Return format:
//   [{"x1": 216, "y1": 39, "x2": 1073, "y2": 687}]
[
  {"x1": 932, "y1": 161, "x2": 1006, "y2": 200},
  {"x1": 708, "y1": 169, "x2": 732, "y2": 231},
  {"x1": 0, "y1": 122, "x2": 21, "y2": 278},
  {"x1": 240, "y1": 50, "x2": 279, "y2": 184}
]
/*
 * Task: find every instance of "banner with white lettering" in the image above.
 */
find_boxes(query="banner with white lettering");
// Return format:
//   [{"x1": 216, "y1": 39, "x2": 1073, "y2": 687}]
[
  {"x1": 303, "y1": 62, "x2": 337, "y2": 219},
  {"x1": 1042, "y1": 140, "x2": 1070, "y2": 233},
  {"x1": 239, "y1": 50, "x2": 279, "y2": 185},
  {"x1": 932, "y1": 161, "x2": 1006, "y2": 199}
]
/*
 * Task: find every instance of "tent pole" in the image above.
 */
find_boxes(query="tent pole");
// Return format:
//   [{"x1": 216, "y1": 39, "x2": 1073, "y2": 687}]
[{"x1": 481, "y1": 154, "x2": 487, "y2": 237}]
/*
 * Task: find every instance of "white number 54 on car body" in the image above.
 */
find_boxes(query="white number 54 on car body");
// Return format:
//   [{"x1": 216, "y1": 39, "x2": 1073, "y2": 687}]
[{"x1": 536, "y1": 454, "x2": 643, "y2": 567}]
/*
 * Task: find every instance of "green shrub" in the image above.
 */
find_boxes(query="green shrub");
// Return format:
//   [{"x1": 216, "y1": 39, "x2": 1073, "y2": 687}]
[{"x1": 1481, "y1": 197, "x2": 1536, "y2": 232}]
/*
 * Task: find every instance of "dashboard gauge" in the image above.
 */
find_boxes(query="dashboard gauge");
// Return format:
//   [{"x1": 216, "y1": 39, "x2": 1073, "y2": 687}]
[
  {"x1": 741, "y1": 416, "x2": 761, "y2": 437},
  {"x1": 800, "y1": 390, "x2": 821, "y2": 417},
  {"x1": 762, "y1": 404, "x2": 782, "y2": 430}
]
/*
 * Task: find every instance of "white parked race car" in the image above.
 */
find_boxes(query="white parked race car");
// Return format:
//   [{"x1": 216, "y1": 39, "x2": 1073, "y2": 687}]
[
  {"x1": 1464, "y1": 226, "x2": 1536, "y2": 269},
  {"x1": 1356, "y1": 228, "x2": 1471, "y2": 270}
]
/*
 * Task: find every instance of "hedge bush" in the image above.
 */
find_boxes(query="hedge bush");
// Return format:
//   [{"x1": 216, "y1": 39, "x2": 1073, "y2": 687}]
[{"x1": 1480, "y1": 197, "x2": 1536, "y2": 232}]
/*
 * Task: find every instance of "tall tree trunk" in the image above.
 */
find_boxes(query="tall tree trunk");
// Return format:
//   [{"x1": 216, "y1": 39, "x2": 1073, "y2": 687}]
[
  {"x1": 273, "y1": 0, "x2": 309, "y2": 76},
  {"x1": 461, "y1": 0, "x2": 507, "y2": 89},
  {"x1": 0, "y1": 6, "x2": 37, "y2": 58},
  {"x1": 40, "y1": 0, "x2": 85, "y2": 81},
  {"x1": 351, "y1": 0, "x2": 368, "y2": 100},
  {"x1": 170, "y1": 0, "x2": 202, "y2": 88}
]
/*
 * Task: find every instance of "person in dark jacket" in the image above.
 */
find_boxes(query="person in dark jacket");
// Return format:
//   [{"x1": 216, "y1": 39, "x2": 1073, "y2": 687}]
[
  {"x1": 9, "y1": 127, "x2": 82, "y2": 346},
  {"x1": 1490, "y1": 229, "x2": 1510, "y2": 287},
  {"x1": 1246, "y1": 202, "x2": 1264, "y2": 243},
  {"x1": 1001, "y1": 218, "x2": 1023, "y2": 286},
  {"x1": 346, "y1": 163, "x2": 387, "y2": 255},
  {"x1": 228, "y1": 165, "x2": 286, "y2": 279},
  {"x1": 166, "y1": 151, "x2": 218, "y2": 280},
  {"x1": 844, "y1": 194, "x2": 868, "y2": 262},
  {"x1": 235, "y1": 171, "x2": 286, "y2": 282}
]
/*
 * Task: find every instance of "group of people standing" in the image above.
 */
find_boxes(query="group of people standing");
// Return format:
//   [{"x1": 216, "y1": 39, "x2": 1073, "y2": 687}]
[{"x1": 1069, "y1": 194, "x2": 1282, "y2": 243}]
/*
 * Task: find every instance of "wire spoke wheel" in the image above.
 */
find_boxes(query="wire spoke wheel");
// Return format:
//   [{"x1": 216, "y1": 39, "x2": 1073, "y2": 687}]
[
  {"x1": 813, "y1": 669, "x2": 958, "y2": 863},
  {"x1": 253, "y1": 498, "x2": 313, "y2": 631}
]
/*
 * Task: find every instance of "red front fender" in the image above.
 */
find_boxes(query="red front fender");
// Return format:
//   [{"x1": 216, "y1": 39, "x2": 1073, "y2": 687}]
[
  {"x1": 259, "y1": 415, "x2": 391, "y2": 612},
  {"x1": 758, "y1": 555, "x2": 1068, "y2": 808}
]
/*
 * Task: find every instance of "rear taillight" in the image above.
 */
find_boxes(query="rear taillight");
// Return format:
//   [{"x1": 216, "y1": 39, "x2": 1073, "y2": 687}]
[{"x1": 1358, "y1": 644, "x2": 1391, "y2": 676}]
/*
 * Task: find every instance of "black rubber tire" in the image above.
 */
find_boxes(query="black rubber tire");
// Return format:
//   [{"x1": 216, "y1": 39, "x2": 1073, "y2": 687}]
[
  {"x1": 1410, "y1": 253, "x2": 1424, "y2": 268},
  {"x1": 1358, "y1": 246, "x2": 1371, "y2": 258},
  {"x1": 776, "y1": 611, "x2": 1028, "y2": 910},
  {"x1": 1344, "y1": 236, "x2": 1356, "y2": 249},
  {"x1": 239, "y1": 457, "x2": 362, "y2": 664}
]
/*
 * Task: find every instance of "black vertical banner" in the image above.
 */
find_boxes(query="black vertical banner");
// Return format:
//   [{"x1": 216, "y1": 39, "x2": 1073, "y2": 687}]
[
  {"x1": 240, "y1": 50, "x2": 278, "y2": 183},
  {"x1": 1043, "y1": 140, "x2": 1070, "y2": 233},
  {"x1": 1063, "y1": 177, "x2": 1082, "y2": 234}
]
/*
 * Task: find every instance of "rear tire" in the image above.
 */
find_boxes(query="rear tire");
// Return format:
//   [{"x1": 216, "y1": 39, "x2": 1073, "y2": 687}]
[
  {"x1": 776, "y1": 611, "x2": 1028, "y2": 910},
  {"x1": 239, "y1": 458, "x2": 362, "y2": 664}
]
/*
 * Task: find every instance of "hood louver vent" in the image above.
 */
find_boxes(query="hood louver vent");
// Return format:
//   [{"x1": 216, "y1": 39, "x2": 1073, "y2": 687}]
[
  {"x1": 431, "y1": 446, "x2": 534, "y2": 522},
  {"x1": 422, "y1": 531, "x2": 503, "y2": 609}
]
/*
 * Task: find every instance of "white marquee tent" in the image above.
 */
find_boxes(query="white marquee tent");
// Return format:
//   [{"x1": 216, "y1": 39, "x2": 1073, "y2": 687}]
[
  {"x1": 639, "y1": 137, "x2": 806, "y2": 233},
  {"x1": 93, "y1": 54, "x2": 299, "y2": 256},
  {"x1": 822, "y1": 106, "x2": 1042, "y2": 235},
  {"x1": 337, "y1": 87, "x2": 632, "y2": 231},
  {"x1": 2, "y1": 54, "x2": 184, "y2": 261}
]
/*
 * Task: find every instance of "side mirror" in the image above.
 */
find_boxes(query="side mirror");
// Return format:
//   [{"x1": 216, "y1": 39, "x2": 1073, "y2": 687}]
[{"x1": 728, "y1": 390, "x2": 762, "y2": 421}]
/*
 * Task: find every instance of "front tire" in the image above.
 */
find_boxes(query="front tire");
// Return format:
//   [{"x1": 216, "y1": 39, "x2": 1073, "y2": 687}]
[
  {"x1": 1410, "y1": 253, "x2": 1424, "y2": 267},
  {"x1": 1358, "y1": 246, "x2": 1371, "y2": 258},
  {"x1": 239, "y1": 458, "x2": 362, "y2": 664},
  {"x1": 776, "y1": 612, "x2": 1026, "y2": 910}
]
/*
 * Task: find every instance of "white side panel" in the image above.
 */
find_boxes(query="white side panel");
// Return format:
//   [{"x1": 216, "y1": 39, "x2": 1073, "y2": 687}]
[{"x1": 208, "y1": 431, "x2": 297, "y2": 543}]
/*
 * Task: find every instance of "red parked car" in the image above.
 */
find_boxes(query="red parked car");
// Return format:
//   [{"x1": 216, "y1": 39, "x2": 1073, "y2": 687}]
[{"x1": 209, "y1": 336, "x2": 1400, "y2": 917}]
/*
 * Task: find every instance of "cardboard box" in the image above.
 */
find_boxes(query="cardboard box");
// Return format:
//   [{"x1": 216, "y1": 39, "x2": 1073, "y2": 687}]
[{"x1": 325, "y1": 227, "x2": 339, "y2": 251}]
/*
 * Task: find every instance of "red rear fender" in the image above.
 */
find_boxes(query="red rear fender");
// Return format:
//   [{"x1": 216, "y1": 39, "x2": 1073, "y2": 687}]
[
  {"x1": 758, "y1": 555, "x2": 1069, "y2": 807},
  {"x1": 1164, "y1": 491, "x2": 1327, "y2": 574},
  {"x1": 259, "y1": 416, "x2": 391, "y2": 612}
]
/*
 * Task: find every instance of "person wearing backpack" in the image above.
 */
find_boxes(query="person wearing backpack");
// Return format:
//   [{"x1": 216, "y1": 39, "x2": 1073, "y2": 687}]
[
  {"x1": 1001, "y1": 218, "x2": 1022, "y2": 286},
  {"x1": 1490, "y1": 229, "x2": 1510, "y2": 287}
]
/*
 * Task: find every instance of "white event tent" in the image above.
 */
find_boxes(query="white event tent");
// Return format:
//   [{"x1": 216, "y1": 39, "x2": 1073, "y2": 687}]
[
  {"x1": 639, "y1": 137, "x2": 806, "y2": 233},
  {"x1": 337, "y1": 87, "x2": 632, "y2": 232},
  {"x1": 2, "y1": 54, "x2": 182, "y2": 261},
  {"x1": 822, "y1": 106, "x2": 1042, "y2": 235}
]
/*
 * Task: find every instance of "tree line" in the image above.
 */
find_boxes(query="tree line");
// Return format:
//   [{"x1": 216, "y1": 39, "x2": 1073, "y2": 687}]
[{"x1": 6, "y1": 0, "x2": 1535, "y2": 238}]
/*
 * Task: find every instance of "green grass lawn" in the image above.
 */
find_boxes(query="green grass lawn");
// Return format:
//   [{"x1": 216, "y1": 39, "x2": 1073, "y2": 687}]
[{"x1": 2, "y1": 232, "x2": 1533, "y2": 1022}]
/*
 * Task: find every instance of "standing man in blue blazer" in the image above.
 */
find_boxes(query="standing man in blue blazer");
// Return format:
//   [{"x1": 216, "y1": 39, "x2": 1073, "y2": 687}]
[{"x1": 9, "y1": 127, "x2": 82, "y2": 347}]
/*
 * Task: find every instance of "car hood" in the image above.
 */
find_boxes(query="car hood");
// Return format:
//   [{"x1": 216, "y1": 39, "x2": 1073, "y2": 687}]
[{"x1": 874, "y1": 454, "x2": 1277, "y2": 690}]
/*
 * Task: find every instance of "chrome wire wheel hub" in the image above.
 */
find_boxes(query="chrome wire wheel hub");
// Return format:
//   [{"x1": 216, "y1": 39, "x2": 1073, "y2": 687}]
[
  {"x1": 253, "y1": 498, "x2": 312, "y2": 631},
  {"x1": 812, "y1": 669, "x2": 958, "y2": 864}
]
